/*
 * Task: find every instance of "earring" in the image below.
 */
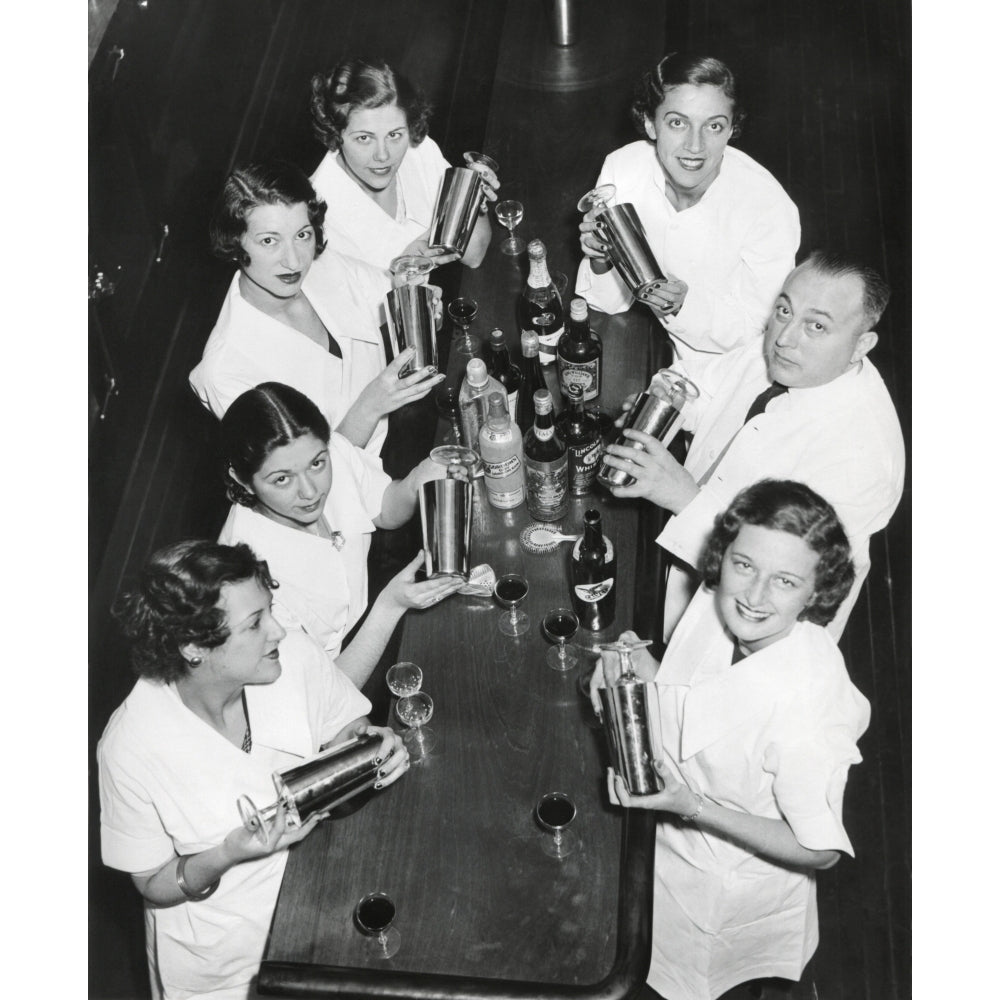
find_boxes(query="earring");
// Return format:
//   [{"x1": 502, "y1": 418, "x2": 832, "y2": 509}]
[{"x1": 188, "y1": 656, "x2": 202, "y2": 666}]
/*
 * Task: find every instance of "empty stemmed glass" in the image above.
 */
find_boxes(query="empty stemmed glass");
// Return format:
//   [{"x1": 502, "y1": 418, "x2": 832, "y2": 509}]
[
  {"x1": 396, "y1": 692, "x2": 436, "y2": 759},
  {"x1": 386, "y1": 661, "x2": 422, "y2": 698},
  {"x1": 542, "y1": 607, "x2": 579, "y2": 671},
  {"x1": 447, "y1": 296, "x2": 479, "y2": 358},
  {"x1": 536, "y1": 792, "x2": 578, "y2": 859},
  {"x1": 495, "y1": 199, "x2": 525, "y2": 255},
  {"x1": 354, "y1": 891, "x2": 400, "y2": 959},
  {"x1": 494, "y1": 573, "x2": 529, "y2": 637}
]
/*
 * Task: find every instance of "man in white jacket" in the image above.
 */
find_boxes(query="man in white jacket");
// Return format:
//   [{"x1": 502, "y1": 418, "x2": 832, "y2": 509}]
[{"x1": 601, "y1": 250, "x2": 905, "y2": 641}]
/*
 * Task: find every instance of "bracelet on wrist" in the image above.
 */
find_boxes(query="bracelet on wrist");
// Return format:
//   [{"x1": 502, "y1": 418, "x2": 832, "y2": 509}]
[
  {"x1": 176, "y1": 854, "x2": 220, "y2": 902},
  {"x1": 680, "y1": 793, "x2": 704, "y2": 823}
]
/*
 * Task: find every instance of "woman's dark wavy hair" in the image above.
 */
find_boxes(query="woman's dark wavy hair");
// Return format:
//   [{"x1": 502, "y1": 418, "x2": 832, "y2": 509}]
[
  {"x1": 310, "y1": 57, "x2": 432, "y2": 152},
  {"x1": 209, "y1": 160, "x2": 328, "y2": 267},
  {"x1": 701, "y1": 479, "x2": 855, "y2": 627},
  {"x1": 221, "y1": 382, "x2": 331, "y2": 507},
  {"x1": 631, "y1": 52, "x2": 746, "y2": 139},
  {"x1": 114, "y1": 540, "x2": 277, "y2": 684}
]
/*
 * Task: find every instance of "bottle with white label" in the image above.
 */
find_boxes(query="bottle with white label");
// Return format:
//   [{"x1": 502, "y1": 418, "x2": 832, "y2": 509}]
[
  {"x1": 571, "y1": 508, "x2": 616, "y2": 631},
  {"x1": 458, "y1": 357, "x2": 504, "y2": 455},
  {"x1": 479, "y1": 392, "x2": 525, "y2": 510},
  {"x1": 556, "y1": 396, "x2": 603, "y2": 496},
  {"x1": 523, "y1": 388, "x2": 568, "y2": 522},
  {"x1": 518, "y1": 239, "x2": 564, "y2": 366}
]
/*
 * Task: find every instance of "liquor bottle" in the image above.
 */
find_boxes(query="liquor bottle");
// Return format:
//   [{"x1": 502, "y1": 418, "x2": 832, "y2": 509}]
[
  {"x1": 518, "y1": 239, "x2": 564, "y2": 367},
  {"x1": 484, "y1": 327, "x2": 523, "y2": 419},
  {"x1": 479, "y1": 392, "x2": 525, "y2": 510},
  {"x1": 458, "y1": 357, "x2": 504, "y2": 455},
  {"x1": 516, "y1": 329, "x2": 547, "y2": 435},
  {"x1": 523, "y1": 389, "x2": 568, "y2": 522},
  {"x1": 571, "y1": 508, "x2": 616, "y2": 632},
  {"x1": 555, "y1": 396, "x2": 603, "y2": 496},
  {"x1": 557, "y1": 297, "x2": 603, "y2": 408}
]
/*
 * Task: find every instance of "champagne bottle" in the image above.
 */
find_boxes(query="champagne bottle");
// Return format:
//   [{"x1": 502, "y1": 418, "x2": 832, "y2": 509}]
[
  {"x1": 557, "y1": 297, "x2": 603, "y2": 408},
  {"x1": 516, "y1": 329, "x2": 547, "y2": 435},
  {"x1": 518, "y1": 239, "x2": 564, "y2": 367},
  {"x1": 523, "y1": 389, "x2": 568, "y2": 522},
  {"x1": 458, "y1": 357, "x2": 504, "y2": 455},
  {"x1": 479, "y1": 392, "x2": 525, "y2": 510},
  {"x1": 571, "y1": 508, "x2": 616, "y2": 631},
  {"x1": 484, "y1": 328, "x2": 523, "y2": 419},
  {"x1": 555, "y1": 396, "x2": 603, "y2": 496}
]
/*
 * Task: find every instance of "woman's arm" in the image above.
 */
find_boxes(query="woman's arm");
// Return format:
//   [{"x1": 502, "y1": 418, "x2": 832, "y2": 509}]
[
  {"x1": 130, "y1": 803, "x2": 321, "y2": 907},
  {"x1": 335, "y1": 350, "x2": 445, "y2": 449},
  {"x1": 462, "y1": 211, "x2": 492, "y2": 268},
  {"x1": 332, "y1": 551, "x2": 464, "y2": 689},
  {"x1": 374, "y1": 456, "x2": 447, "y2": 529},
  {"x1": 608, "y1": 764, "x2": 840, "y2": 871}
]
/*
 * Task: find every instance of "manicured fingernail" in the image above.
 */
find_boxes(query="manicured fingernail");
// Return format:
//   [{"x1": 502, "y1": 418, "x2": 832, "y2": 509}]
[
  {"x1": 378, "y1": 768, "x2": 386, "y2": 778},
  {"x1": 373, "y1": 756, "x2": 383, "y2": 766},
  {"x1": 374, "y1": 781, "x2": 383, "y2": 790},
  {"x1": 425, "y1": 366, "x2": 437, "y2": 374}
]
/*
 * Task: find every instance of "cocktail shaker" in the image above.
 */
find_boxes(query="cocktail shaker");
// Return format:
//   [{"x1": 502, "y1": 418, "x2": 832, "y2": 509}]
[
  {"x1": 578, "y1": 183, "x2": 672, "y2": 301},
  {"x1": 419, "y1": 445, "x2": 479, "y2": 581},
  {"x1": 598, "y1": 638, "x2": 665, "y2": 796},
  {"x1": 428, "y1": 152, "x2": 498, "y2": 258},
  {"x1": 385, "y1": 255, "x2": 437, "y2": 376},
  {"x1": 237, "y1": 732, "x2": 383, "y2": 843},
  {"x1": 597, "y1": 369, "x2": 699, "y2": 490}
]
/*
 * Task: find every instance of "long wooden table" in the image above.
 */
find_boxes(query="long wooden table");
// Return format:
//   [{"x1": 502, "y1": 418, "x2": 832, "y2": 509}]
[
  {"x1": 260, "y1": 4, "x2": 671, "y2": 992},
  {"x1": 259, "y1": 250, "x2": 665, "y2": 999}
]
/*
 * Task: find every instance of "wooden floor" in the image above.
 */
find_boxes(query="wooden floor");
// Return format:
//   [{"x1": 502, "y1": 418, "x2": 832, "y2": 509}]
[{"x1": 88, "y1": 2, "x2": 910, "y2": 997}]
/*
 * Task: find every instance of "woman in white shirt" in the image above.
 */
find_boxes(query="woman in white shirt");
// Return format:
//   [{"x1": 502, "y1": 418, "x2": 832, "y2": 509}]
[
  {"x1": 189, "y1": 160, "x2": 445, "y2": 455},
  {"x1": 309, "y1": 57, "x2": 498, "y2": 270},
  {"x1": 577, "y1": 53, "x2": 800, "y2": 360},
  {"x1": 592, "y1": 479, "x2": 869, "y2": 1000},
  {"x1": 218, "y1": 381, "x2": 463, "y2": 684},
  {"x1": 98, "y1": 539, "x2": 408, "y2": 999}
]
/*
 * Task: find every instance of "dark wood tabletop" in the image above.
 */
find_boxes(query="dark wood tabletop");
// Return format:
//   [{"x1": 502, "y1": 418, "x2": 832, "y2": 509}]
[{"x1": 259, "y1": 6, "x2": 672, "y2": 994}]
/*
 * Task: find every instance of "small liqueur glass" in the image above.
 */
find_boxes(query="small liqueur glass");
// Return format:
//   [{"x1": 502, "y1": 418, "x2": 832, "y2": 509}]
[
  {"x1": 386, "y1": 661, "x2": 423, "y2": 698},
  {"x1": 354, "y1": 891, "x2": 401, "y2": 959},
  {"x1": 395, "y1": 691, "x2": 437, "y2": 759},
  {"x1": 535, "y1": 791, "x2": 578, "y2": 859},
  {"x1": 495, "y1": 199, "x2": 525, "y2": 255},
  {"x1": 494, "y1": 573, "x2": 530, "y2": 637},
  {"x1": 447, "y1": 296, "x2": 479, "y2": 359},
  {"x1": 541, "y1": 607, "x2": 579, "y2": 671}
]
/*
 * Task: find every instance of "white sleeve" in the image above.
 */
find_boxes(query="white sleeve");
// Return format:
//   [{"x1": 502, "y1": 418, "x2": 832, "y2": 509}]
[
  {"x1": 189, "y1": 355, "x2": 256, "y2": 421},
  {"x1": 664, "y1": 197, "x2": 800, "y2": 353}
]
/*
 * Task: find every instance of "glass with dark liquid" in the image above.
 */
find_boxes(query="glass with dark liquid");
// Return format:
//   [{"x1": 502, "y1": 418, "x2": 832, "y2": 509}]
[
  {"x1": 448, "y1": 296, "x2": 479, "y2": 358},
  {"x1": 535, "y1": 791, "x2": 578, "y2": 859},
  {"x1": 354, "y1": 891, "x2": 400, "y2": 959},
  {"x1": 542, "y1": 607, "x2": 579, "y2": 671},
  {"x1": 494, "y1": 573, "x2": 530, "y2": 636}
]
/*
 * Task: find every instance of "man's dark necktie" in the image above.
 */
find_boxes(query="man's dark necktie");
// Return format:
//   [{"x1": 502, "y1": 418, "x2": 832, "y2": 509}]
[{"x1": 743, "y1": 382, "x2": 788, "y2": 424}]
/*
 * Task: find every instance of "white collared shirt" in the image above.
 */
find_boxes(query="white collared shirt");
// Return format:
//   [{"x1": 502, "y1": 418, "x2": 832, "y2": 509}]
[
  {"x1": 189, "y1": 250, "x2": 392, "y2": 454},
  {"x1": 311, "y1": 137, "x2": 451, "y2": 271},
  {"x1": 218, "y1": 433, "x2": 391, "y2": 659},
  {"x1": 645, "y1": 585, "x2": 870, "y2": 1000},
  {"x1": 575, "y1": 142, "x2": 800, "y2": 360},
  {"x1": 658, "y1": 339, "x2": 905, "y2": 640},
  {"x1": 97, "y1": 630, "x2": 370, "y2": 999}
]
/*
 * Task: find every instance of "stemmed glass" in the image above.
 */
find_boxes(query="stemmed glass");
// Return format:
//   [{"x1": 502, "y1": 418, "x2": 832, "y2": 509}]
[
  {"x1": 495, "y1": 199, "x2": 525, "y2": 255},
  {"x1": 542, "y1": 607, "x2": 579, "y2": 671},
  {"x1": 494, "y1": 573, "x2": 529, "y2": 637},
  {"x1": 434, "y1": 384, "x2": 462, "y2": 444},
  {"x1": 386, "y1": 661, "x2": 422, "y2": 698},
  {"x1": 536, "y1": 792, "x2": 578, "y2": 859},
  {"x1": 354, "y1": 891, "x2": 400, "y2": 959},
  {"x1": 447, "y1": 296, "x2": 479, "y2": 359},
  {"x1": 395, "y1": 692, "x2": 436, "y2": 759}
]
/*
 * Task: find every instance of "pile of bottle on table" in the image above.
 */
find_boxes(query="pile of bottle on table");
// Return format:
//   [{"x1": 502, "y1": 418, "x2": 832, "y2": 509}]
[{"x1": 455, "y1": 238, "x2": 615, "y2": 634}]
